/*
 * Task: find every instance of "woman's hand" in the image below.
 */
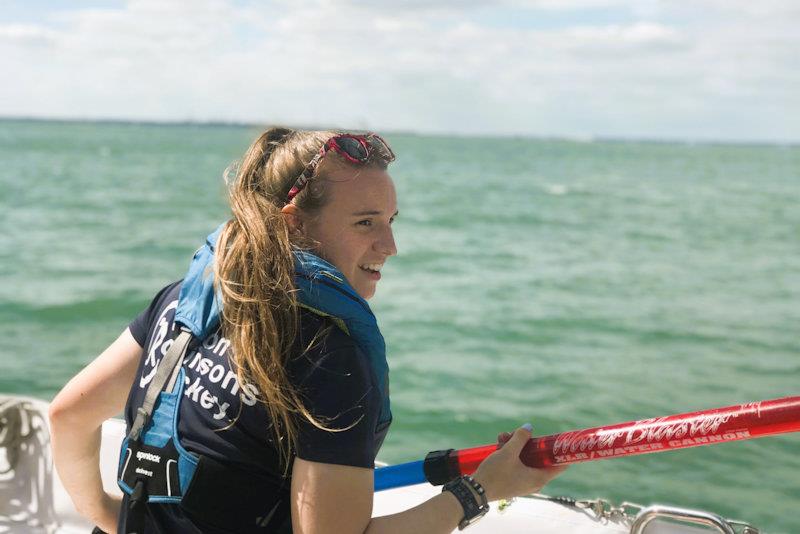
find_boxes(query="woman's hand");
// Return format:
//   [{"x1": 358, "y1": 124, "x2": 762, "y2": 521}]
[{"x1": 471, "y1": 424, "x2": 567, "y2": 502}]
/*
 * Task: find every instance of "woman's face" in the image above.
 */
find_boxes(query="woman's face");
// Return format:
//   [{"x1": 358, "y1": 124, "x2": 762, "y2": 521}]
[{"x1": 300, "y1": 166, "x2": 398, "y2": 300}]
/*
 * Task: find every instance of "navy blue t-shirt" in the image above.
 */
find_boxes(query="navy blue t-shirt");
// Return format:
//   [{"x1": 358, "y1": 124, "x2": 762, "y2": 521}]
[{"x1": 122, "y1": 281, "x2": 390, "y2": 532}]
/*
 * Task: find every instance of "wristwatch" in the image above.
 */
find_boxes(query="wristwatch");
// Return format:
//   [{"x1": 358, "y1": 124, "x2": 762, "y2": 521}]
[{"x1": 442, "y1": 475, "x2": 490, "y2": 530}]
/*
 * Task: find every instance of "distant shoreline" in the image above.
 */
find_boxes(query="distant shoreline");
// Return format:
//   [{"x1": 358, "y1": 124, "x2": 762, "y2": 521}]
[{"x1": 1, "y1": 115, "x2": 796, "y2": 148}]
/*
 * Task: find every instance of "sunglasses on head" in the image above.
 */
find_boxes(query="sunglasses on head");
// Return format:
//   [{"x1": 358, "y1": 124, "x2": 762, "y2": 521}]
[{"x1": 286, "y1": 133, "x2": 395, "y2": 203}]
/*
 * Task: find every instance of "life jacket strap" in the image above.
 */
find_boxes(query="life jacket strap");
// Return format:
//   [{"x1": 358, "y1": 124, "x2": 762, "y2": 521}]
[
  {"x1": 128, "y1": 328, "x2": 193, "y2": 441},
  {"x1": 123, "y1": 478, "x2": 147, "y2": 534}
]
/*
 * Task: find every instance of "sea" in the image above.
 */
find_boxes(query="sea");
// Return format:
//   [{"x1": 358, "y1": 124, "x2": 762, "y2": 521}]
[{"x1": 1, "y1": 119, "x2": 798, "y2": 533}]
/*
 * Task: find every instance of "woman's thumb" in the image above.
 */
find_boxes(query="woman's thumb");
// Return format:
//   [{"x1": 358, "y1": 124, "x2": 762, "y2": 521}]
[{"x1": 504, "y1": 423, "x2": 533, "y2": 453}]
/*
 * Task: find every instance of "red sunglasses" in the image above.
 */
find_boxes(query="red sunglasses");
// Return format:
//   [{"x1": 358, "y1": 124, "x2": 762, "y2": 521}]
[{"x1": 286, "y1": 133, "x2": 395, "y2": 203}]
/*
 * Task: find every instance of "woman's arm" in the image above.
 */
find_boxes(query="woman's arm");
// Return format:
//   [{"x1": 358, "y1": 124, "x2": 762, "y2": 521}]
[
  {"x1": 291, "y1": 458, "x2": 463, "y2": 534},
  {"x1": 48, "y1": 328, "x2": 143, "y2": 534},
  {"x1": 291, "y1": 425, "x2": 566, "y2": 534}
]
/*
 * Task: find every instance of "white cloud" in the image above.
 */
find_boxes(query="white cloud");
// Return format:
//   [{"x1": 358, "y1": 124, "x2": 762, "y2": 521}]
[
  {"x1": 564, "y1": 22, "x2": 685, "y2": 48},
  {"x1": 0, "y1": 24, "x2": 58, "y2": 46},
  {"x1": 0, "y1": 0, "x2": 797, "y2": 142}
]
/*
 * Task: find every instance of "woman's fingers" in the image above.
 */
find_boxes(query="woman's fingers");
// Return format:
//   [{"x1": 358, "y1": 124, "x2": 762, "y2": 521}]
[
  {"x1": 502, "y1": 424, "x2": 533, "y2": 455},
  {"x1": 496, "y1": 432, "x2": 513, "y2": 448}
]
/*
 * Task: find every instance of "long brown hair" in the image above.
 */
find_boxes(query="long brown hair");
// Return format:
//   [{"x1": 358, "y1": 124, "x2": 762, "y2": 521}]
[{"x1": 213, "y1": 127, "x2": 390, "y2": 471}]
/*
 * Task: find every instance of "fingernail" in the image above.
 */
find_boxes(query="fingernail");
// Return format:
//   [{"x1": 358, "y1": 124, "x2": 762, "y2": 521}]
[{"x1": 521, "y1": 422, "x2": 532, "y2": 432}]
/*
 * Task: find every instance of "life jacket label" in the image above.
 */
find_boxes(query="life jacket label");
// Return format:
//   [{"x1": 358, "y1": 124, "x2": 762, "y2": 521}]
[
  {"x1": 120, "y1": 438, "x2": 182, "y2": 498},
  {"x1": 136, "y1": 451, "x2": 161, "y2": 463}
]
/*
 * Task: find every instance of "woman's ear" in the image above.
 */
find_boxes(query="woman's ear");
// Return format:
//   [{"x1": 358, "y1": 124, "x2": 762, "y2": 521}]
[{"x1": 281, "y1": 203, "x2": 304, "y2": 233}]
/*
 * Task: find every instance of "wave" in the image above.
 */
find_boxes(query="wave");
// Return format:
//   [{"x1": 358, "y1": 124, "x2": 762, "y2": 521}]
[{"x1": 0, "y1": 295, "x2": 146, "y2": 324}]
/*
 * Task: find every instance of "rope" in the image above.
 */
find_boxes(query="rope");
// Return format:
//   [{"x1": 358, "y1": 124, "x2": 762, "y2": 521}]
[{"x1": 0, "y1": 396, "x2": 31, "y2": 474}]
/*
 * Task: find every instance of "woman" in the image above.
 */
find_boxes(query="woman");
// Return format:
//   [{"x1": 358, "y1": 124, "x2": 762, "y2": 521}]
[{"x1": 49, "y1": 127, "x2": 565, "y2": 533}]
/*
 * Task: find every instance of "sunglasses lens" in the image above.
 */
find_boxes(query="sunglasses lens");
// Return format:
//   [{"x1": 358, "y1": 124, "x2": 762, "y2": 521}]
[
  {"x1": 335, "y1": 136, "x2": 369, "y2": 162},
  {"x1": 369, "y1": 135, "x2": 395, "y2": 162}
]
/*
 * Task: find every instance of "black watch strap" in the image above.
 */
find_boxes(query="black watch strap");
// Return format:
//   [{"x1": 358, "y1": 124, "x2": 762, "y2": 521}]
[
  {"x1": 442, "y1": 476, "x2": 490, "y2": 530},
  {"x1": 462, "y1": 475, "x2": 488, "y2": 508}
]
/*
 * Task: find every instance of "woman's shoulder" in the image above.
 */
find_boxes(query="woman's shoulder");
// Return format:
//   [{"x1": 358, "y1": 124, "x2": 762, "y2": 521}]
[
  {"x1": 290, "y1": 309, "x2": 387, "y2": 468},
  {"x1": 141, "y1": 280, "x2": 183, "y2": 320},
  {"x1": 291, "y1": 308, "x2": 370, "y2": 383},
  {"x1": 298, "y1": 308, "x2": 359, "y2": 349},
  {"x1": 128, "y1": 280, "x2": 183, "y2": 346}
]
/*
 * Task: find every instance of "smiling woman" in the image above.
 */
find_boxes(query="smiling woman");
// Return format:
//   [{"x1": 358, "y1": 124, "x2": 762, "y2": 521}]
[
  {"x1": 285, "y1": 164, "x2": 399, "y2": 300},
  {"x1": 47, "y1": 126, "x2": 564, "y2": 534}
]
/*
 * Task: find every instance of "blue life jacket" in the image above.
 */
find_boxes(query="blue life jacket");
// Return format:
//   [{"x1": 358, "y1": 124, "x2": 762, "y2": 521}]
[
  {"x1": 176, "y1": 222, "x2": 391, "y2": 425},
  {"x1": 117, "y1": 222, "x2": 391, "y2": 533}
]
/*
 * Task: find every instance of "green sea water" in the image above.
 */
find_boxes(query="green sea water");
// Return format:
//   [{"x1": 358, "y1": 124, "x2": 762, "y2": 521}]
[{"x1": 1, "y1": 119, "x2": 798, "y2": 532}]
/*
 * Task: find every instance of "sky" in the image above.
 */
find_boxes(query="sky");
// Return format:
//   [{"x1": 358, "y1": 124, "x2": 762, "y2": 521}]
[{"x1": 1, "y1": 0, "x2": 798, "y2": 143}]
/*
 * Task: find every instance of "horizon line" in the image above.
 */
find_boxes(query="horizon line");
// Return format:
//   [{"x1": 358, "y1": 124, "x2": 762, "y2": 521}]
[{"x1": 1, "y1": 115, "x2": 797, "y2": 149}]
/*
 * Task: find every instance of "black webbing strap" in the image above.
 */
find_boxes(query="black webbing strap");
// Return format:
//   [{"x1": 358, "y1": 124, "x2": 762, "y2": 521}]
[
  {"x1": 127, "y1": 328, "x2": 193, "y2": 441},
  {"x1": 124, "y1": 479, "x2": 147, "y2": 534}
]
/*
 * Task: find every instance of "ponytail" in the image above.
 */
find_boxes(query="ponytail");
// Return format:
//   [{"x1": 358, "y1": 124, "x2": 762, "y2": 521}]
[{"x1": 213, "y1": 127, "x2": 335, "y2": 471}]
